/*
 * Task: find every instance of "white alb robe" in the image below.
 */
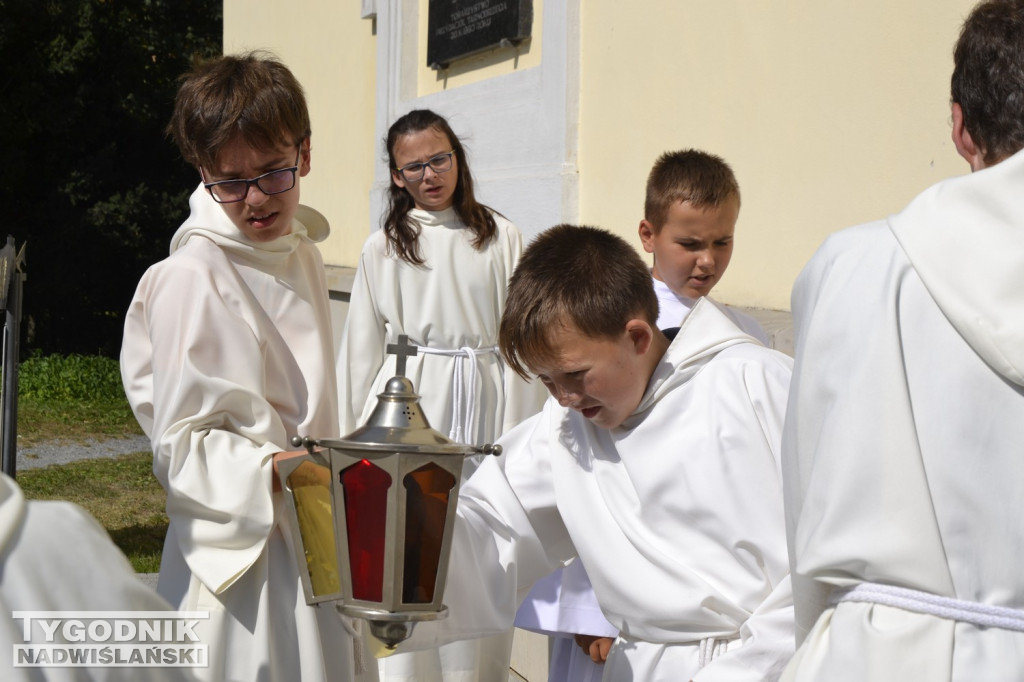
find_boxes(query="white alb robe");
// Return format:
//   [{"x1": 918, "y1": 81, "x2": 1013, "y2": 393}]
[
  {"x1": 514, "y1": 276, "x2": 774, "y2": 680},
  {"x1": 781, "y1": 149, "x2": 1024, "y2": 681},
  {"x1": 120, "y1": 186, "x2": 374, "y2": 682},
  {"x1": 0, "y1": 473, "x2": 196, "y2": 681},
  {"x1": 338, "y1": 208, "x2": 546, "y2": 681},
  {"x1": 412, "y1": 298, "x2": 795, "y2": 681},
  {"x1": 338, "y1": 207, "x2": 545, "y2": 444}
]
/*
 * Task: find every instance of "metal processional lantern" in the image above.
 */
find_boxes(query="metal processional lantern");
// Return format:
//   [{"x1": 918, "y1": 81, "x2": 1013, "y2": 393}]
[{"x1": 277, "y1": 335, "x2": 501, "y2": 648}]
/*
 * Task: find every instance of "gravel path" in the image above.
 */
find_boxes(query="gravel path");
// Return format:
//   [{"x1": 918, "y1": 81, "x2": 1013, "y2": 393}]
[{"x1": 15, "y1": 434, "x2": 152, "y2": 470}]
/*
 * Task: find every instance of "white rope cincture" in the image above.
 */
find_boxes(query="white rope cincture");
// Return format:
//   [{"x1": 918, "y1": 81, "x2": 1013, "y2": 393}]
[
  {"x1": 697, "y1": 636, "x2": 730, "y2": 668},
  {"x1": 333, "y1": 604, "x2": 368, "y2": 674},
  {"x1": 415, "y1": 345, "x2": 499, "y2": 442},
  {"x1": 832, "y1": 583, "x2": 1024, "y2": 632}
]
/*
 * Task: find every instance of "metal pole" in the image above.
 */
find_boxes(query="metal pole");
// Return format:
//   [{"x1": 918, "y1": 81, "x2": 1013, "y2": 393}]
[
  {"x1": 1, "y1": 270, "x2": 22, "y2": 477},
  {"x1": 0, "y1": 236, "x2": 24, "y2": 478}
]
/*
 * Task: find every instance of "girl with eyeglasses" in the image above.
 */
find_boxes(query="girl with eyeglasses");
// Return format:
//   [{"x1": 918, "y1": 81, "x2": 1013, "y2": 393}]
[{"x1": 337, "y1": 108, "x2": 547, "y2": 682}]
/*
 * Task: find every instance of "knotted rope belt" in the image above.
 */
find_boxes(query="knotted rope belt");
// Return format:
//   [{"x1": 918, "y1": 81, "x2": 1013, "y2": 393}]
[
  {"x1": 832, "y1": 582, "x2": 1024, "y2": 632},
  {"x1": 415, "y1": 345, "x2": 500, "y2": 442}
]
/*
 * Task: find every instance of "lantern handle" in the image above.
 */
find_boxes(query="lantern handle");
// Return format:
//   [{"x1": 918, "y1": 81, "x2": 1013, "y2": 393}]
[{"x1": 290, "y1": 435, "x2": 318, "y2": 454}]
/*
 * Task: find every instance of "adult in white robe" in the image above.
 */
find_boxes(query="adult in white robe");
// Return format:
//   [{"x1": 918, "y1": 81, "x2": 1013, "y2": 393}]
[
  {"x1": 515, "y1": 279, "x2": 774, "y2": 680},
  {"x1": 412, "y1": 299, "x2": 795, "y2": 681},
  {"x1": 781, "y1": 148, "x2": 1024, "y2": 681},
  {"x1": 121, "y1": 186, "x2": 375, "y2": 682},
  {"x1": 339, "y1": 206, "x2": 546, "y2": 682},
  {"x1": 0, "y1": 472, "x2": 196, "y2": 681}
]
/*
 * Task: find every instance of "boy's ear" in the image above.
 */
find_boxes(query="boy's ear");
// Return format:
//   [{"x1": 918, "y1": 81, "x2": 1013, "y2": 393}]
[
  {"x1": 625, "y1": 318, "x2": 654, "y2": 356},
  {"x1": 952, "y1": 102, "x2": 986, "y2": 171},
  {"x1": 638, "y1": 220, "x2": 657, "y2": 254},
  {"x1": 299, "y1": 138, "x2": 312, "y2": 177}
]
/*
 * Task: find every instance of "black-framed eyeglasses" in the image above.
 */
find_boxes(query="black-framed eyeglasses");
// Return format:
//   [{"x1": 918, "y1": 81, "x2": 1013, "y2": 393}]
[
  {"x1": 201, "y1": 146, "x2": 301, "y2": 204},
  {"x1": 394, "y1": 150, "x2": 455, "y2": 182}
]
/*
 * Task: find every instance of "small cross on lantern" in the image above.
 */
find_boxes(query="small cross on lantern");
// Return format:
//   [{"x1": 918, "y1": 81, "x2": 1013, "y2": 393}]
[{"x1": 385, "y1": 334, "x2": 418, "y2": 377}]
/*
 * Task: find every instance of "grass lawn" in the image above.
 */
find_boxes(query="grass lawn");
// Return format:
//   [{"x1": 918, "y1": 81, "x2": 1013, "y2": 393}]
[
  {"x1": 14, "y1": 353, "x2": 165, "y2": 573},
  {"x1": 15, "y1": 451, "x2": 166, "y2": 572}
]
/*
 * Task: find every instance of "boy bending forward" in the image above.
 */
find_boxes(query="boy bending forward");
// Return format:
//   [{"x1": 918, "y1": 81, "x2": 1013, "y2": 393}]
[{"x1": 416, "y1": 225, "x2": 795, "y2": 681}]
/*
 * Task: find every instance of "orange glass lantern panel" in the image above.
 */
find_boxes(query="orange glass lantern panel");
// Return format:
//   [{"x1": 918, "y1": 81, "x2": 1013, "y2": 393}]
[
  {"x1": 402, "y1": 463, "x2": 456, "y2": 603},
  {"x1": 340, "y1": 459, "x2": 393, "y2": 602}
]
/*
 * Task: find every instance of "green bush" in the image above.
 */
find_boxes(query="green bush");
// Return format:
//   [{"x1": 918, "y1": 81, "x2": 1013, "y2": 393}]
[
  {"x1": 15, "y1": 353, "x2": 142, "y2": 443},
  {"x1": 18, "y1": 352, "x2": 126, "y2": 404}
]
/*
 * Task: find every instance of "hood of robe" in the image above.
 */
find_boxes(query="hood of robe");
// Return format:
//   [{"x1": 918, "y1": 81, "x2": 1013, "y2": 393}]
[
  {"x1": 889, "y1": 147, "x2": 1024, "y2": 387},
  {"x1": 0, "y1": 473, "x2": 26, "y2": 556},
  {"x1": 169, "y1": 183, "x2": 329, "y2": 260},
  {"x1": 408, "y1": 206, "x2": 460, "y2": 229},
  {"x1": 624, "y1": 297, "x2": 759, "y2": 428}
]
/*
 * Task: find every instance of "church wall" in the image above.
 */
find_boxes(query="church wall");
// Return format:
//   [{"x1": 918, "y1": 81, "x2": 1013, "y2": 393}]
[
  {"x1": 578, "y1": 0, "x2": 979, "y2": 312},
  {"x1": 223, "y1": 0, "x2": 378, "y2": 268},
  {"x1": 225, "y1": 0, "x2": 977, "y2": 315}
]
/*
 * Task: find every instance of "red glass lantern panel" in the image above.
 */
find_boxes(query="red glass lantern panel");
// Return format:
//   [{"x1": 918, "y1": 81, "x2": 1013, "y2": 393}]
[
  {"x1": 340, "y1": 459, "x2": 393, "y2": 602},
  {"x1": 402, "y1": 463, "x2": 456, "y2": 603}
]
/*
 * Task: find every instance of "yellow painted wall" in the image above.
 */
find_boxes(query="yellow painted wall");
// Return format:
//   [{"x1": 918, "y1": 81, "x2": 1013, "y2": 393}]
[
  {"x1": 226, "y1": 0, "x2": 983, "y2": 310},
  {"x1": 579, "y1": 0, "x2": 978, "y2": 310},
  {"x1": 223, "y1": 1, "x2": 377, "y2": 267}
]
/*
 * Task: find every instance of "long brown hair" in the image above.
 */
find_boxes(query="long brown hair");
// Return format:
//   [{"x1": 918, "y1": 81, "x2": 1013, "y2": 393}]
[{"x1": 383, "y1": 109, "x2": 498, "y2": 264}]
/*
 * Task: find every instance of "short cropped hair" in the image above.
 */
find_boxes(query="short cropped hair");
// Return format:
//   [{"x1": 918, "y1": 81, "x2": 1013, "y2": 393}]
[
  {"x1": 952, "y1": 0, "x2": 1024, "y2": 164},
  {"x1": 499, "y1": 225, "x2": 659, "y2": 379},
  {"x1": 167, "y1": 51, "x2": 311, "y2": 170},
  {"x1": 644, "y1": 150, "x2": 740, "y2": 231}
]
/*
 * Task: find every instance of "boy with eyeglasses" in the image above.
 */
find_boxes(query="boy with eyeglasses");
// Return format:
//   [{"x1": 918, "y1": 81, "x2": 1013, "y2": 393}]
[{"x1": 120, "y1": 52, "x2": 376, "y2": 682}]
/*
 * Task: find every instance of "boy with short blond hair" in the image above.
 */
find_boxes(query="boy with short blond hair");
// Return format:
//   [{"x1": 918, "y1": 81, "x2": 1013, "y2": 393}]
[
  {"x1": 121, "y1": 52, "x2": 374, "y2": 682},
  {"x1": 640, "y1": 149, "x2": 768, "y2": 340},
  {"x1": 415, "y1": 224, "x2": 795, "y2": 681}
]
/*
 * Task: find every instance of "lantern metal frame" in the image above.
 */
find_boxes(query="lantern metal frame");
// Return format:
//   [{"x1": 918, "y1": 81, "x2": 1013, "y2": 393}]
[{"x1": 279, "y1": 375, "x2": 500, "y2": 649}]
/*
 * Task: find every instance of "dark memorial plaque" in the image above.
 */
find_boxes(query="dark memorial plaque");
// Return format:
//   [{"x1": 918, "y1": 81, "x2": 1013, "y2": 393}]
[{"x1": 427, "y1": 0, "x2": 532, "y2": 70}]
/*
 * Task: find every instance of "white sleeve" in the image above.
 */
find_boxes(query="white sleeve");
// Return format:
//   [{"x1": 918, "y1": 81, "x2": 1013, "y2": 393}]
[
  {"x1": 122, "y1": 260, "x2": 279, "y2": 594},
  {"x1": 405, "y1": 406, "x2": 574, "y2": 648}
]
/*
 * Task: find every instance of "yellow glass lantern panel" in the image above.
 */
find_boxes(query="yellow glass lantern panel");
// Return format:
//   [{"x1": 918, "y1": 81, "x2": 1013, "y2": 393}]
[{"x1": 287, "y1": 460, "x2": 340, "y2": 596}]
